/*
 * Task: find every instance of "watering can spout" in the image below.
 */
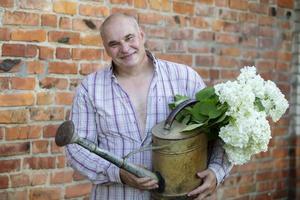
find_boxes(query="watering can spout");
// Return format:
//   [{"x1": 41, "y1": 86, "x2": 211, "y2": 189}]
[{"x1": 55, "y1": 120, "x2": 165, "y2": 193}]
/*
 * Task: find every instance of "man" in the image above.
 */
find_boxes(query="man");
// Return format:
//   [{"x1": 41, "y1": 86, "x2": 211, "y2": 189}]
[{"x1": 66, "y1": 13, "x2": 232, "y2": 200}]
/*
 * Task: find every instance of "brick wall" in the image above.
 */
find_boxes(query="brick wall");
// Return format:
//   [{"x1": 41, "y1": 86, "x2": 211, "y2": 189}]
[
  {"x1": 291, "y1": 1, "x2": 300, "y2": 199},
  {"x1": 0, "y1": 0, "x2": 295, "y2": 199}
]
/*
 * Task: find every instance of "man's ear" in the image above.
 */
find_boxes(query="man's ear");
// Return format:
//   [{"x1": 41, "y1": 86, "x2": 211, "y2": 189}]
[{"x1": 140, "y1": 29, "x2": 146, "y2": 44}]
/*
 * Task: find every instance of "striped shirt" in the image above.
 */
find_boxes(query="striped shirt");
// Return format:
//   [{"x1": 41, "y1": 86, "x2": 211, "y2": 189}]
[{"x1": 66, "y1": 52, "x2": 232, "y2": 200}]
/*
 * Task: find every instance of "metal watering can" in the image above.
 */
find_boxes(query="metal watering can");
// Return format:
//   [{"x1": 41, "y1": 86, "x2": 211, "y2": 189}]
[{"x1": 55, "y1": 99, "x2": 207, "y2": 199}]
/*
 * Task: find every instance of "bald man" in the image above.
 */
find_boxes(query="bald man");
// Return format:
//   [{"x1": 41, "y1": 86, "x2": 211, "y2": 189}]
[{"x1": 66, "y1": 13, "x2": 232, "y2": 200}]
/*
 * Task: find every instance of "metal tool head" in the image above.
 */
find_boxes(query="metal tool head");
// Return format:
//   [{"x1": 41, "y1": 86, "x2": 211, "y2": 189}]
[{"x1": 55, "y1": 120, "x2": 75, "y2": 146}]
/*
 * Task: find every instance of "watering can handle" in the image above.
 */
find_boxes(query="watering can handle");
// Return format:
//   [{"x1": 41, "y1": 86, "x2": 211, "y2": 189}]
[{"x1": 164, "y1": 99, "x2": 198, "y2": 130}]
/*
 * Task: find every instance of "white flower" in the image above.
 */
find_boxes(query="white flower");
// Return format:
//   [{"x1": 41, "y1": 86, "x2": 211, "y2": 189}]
[{"x1": 214, "y1": 66, "x2": 288, "y2": 165}]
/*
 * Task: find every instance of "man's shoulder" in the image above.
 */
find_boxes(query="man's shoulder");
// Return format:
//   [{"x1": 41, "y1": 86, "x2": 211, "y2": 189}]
[
  {"x1": 82, "y1": 66, "x2": 111, "y2": 82},
  {"x1": 156, "y1": 58, "x2": 198, "y2": 76}
]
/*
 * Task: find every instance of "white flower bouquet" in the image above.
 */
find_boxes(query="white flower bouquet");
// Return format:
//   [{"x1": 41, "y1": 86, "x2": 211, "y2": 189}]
[{"x1": 169, "y1": 66, "x2": 289, "y2": 165}]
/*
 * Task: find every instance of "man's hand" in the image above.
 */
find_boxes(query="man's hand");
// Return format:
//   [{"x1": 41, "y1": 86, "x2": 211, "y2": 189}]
[
  {"x1": 120, "y1": 168, "x2": 159, "y2": 190},
  {"x1": 187, "y1": 169, "x2": 217, "y2": 200}
]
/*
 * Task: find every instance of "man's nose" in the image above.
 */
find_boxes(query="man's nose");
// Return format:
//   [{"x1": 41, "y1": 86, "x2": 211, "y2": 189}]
[{"x1": 120, "y1": 42, "x2": 129, "y2": 53}]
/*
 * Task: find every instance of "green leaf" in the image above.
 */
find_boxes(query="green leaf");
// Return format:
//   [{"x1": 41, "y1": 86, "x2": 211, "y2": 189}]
[
  {"x1": 182, "y1": 123, "x2": 204, "y2": 132},
  {"x1": 195, "y1": 87, "x2": 215, "y2": 101},
  {"x1": 169, "y1": 95, "x2": 190, "y2": 110},
  {"x1": 254, "y1": 98, "x2": 265, "y2": 111}
]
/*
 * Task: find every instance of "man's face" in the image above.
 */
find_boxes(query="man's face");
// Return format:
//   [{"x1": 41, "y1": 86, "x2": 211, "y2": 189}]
[{"x1": 101, "y1": 17, "x2": 146, "y2": 70}]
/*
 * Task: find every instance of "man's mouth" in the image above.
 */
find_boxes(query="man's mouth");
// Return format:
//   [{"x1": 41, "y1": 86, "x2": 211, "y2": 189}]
[{"x1": 120, "y1": 52, "x2": 136, "y2": 59}]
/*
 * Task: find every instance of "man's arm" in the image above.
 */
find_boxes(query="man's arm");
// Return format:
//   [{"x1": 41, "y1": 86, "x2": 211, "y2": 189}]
[{"x1": 65, "y1": 81, "x2": 122, "y2": 185}]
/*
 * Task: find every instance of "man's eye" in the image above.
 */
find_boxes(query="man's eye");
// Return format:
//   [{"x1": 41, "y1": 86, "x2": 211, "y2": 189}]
[
  {"x1": 109, "y1": 43, "x2": 118, "y2": 47},
  {"x1": 126, "y1": 35, "x2": 134, "y2": 41}
]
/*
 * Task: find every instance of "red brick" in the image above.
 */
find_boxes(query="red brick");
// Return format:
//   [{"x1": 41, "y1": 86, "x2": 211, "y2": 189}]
[
  {"x1": 53, "y1": 1, "x2": 77, "y2": 15},
  {"x1": 10, "y1": 173, "x2": 30, "y2": 188},
  {"x1": 32, "y1": 140, "x2": 48, "y2": 154},
  {"x1": 11, "y1": 77, "x2": 36, "y2": 90},
  {"x1": 30, "y1": 107, "x2": 64, "y2": 121},
  {"x1": 56, "y1": 47, "x2": 71, "y2": 59},
  {"x1": 111, "y1": 7, "x2": 137, "y2": 17},
  {"x1": 0, "y1": 93, "x2": 34, "y2": 106},
  {"x1": 65, "y1": 183, "x2": 92, "y2": 198},
  {"x1": 19, "y1": 0, "x2": 51, "y2": 11},
  {"x1": 173, "y1": 2, "x2": 194, "y2": 15},
  {"x1": 0, "y1": 77, "x2": 10, "y2": 90},
  {"x1": 0, "y1": 159, "x2": 21, "y2": 173},
  {"x1": 80, "y1": 63, "x2": 105, "y2": 75},
  {"x1": 0, "y1": 28, "x2": 11, "y2": 40},
  {"x1": 3, "y1": 11, "x2": 39, "y2": 26},
  {"x1": 55, "y1": 92, "x2": 74, "y2": 105},
  {"x1": 30, "y1": 187, "x2": 62, "y2": 200},
  {"x1": 27, "y1": 60, "x2": 45, "y2": 74},
  {"x1": 70, "y1": 78, "x2": 82, "y2": 91},
  {"x1": 239, "y1": 13, "x2": 257, "y2": 23},
  {"x1": 229, "y1": 0, "x2": 248, "y2": 10},
  {"x1": 25, "y1": 45, "x2": 38, "y2": 57},
  {"x1": 50, "y1": 140, "x2": 63, "y2": 153},
  {"x1": 191, "y1": 17, "x2": 209, "y2": 28},
  {"x1": 0, "y1": 175, "x2": 9, "y2": 189},
  {"x1": 41, "y1": 14, "x2": 57, "y2": 27},
  {"x1": 0, "y1": 142, "x2": 30, "y2": 157},
  {"x1": 2, "y1": 43, "x2": 25, "y2": 57},
  {"x1": 73, "y1": 170, "x2": 87, "y2": 181},
  {"x1": 56, "y1": 155, "x2": 66, "y2": 168},
  {"x1": 110, "y1": 0, "x2": 133, "y2": 5},
  {"x1": 156, "y1": 53, "x2": 192, "y2": 66},
  {"x1": 80, "y1": 34, "x2": 102, "y2": 46},
  {"x1": 11, "y1": 29, "x2": 46, "y2": 42},
  {"x1": 0, "y1": 190, "x2": 28, "y2": 200},
  {"x1": 138, "y1": 13, "x2": 165, "y2": 25},
  {"x1": 48, "y1": 31, "x2": 80, "y2": 45},
  {"x1": 0, "y1": 128, "x2": 3, "y2": 140},
  {"x1": 0, "y1": 0, "x2": 14, "y2": 7},
  {"x1": 72, "y1": 18, "x2": 102, "y2": 31},
  {"x1": 216, "y1": 33, "x2": 240, "y2": 44},
  {"x1": 39, "y1": 77, "x2": 68, "y2": 89},
  {"x1": 211, "y1": 20, "x2": 224, "y2": 32},
  {"x1": 0, "y1": 109, "x2": 29, "y2": 124},
  {"x1": 37, "y1": 92, "x2": 53, "y2": 105},
  {"x1": 215, "y1": 0, "x2": 228, "y2": 7},
  {"x1": 277, "y1": 0, "x2": 294, "y2": 8},
  {"x1": 59, "y1": 17, "x2": 72, "y2": 29},
  {"x1": 220, "y1": 47, "x2": 241, "y2": 56},
  {"x1": 72, "y1": 48, "x2": 102, "y2": 60},
  {"x1": 195, "y1": 55, "x2": 214, "y2": 67},
  {"x1": 48, "y1": 62, "x2": 77, "y2": 74},
  {"x1": 238, "y1": 184, "x2": 256, "y2": 195},
  {"x1": 79, "y1": 4, "x2": 109, "y2": 17},
  {"x1": 171, "y1": 29, "x2": 193, "y2": 40},
  {"x1": 39, "y1": 46, "x2": 54, "y2": 60},
  {"x1": 31, "y1": 172, "x2": 47, "y2": 186},
  {"x1": 23, "y1": 157, "x2": 56, "y2": 169},
  {"x1": 6, "y1": 126, "x2": 42, "y2": 140},
  {"x1": 43, "y1": 125, "x2": 58, "y2": 138},
  {"x1": 50, "y1": 170, "x2": 73, "y2": 184},
  {"x1": 134, "y1": 0, "x2": 147, "y2": 8},
  {"x1": 217, "y1": 56, "x2": 240, "y2": 68},
  {"x1": 195, "y1": 31, "x2": 214, "y2": 41}
]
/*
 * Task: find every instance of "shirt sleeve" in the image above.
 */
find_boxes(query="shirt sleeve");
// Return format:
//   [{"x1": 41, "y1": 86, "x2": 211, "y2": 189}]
[
  {"x1": 207, "y1": 139, "x2": 233, "y2": 185},
  {"x1": 65, "y1": 80, "x2": 122, "y2": 185},
  {"x1": 188, "y1": 68, "x2": 233, "y2": 185}
]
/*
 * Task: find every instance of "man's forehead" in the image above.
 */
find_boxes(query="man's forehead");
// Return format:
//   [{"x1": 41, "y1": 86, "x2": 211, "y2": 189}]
[{"x1": 101, "y1": 17, "x2": 139, "y2": 41}]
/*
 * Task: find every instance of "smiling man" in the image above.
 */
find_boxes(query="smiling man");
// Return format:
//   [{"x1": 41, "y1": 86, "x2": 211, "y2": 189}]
[{"x1": 65, "y1": 13, "x2": 232, "y2": 200}]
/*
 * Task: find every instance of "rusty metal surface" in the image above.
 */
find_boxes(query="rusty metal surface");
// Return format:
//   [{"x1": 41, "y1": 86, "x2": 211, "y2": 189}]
[{"x1": 151, "y1": 129, "x2": 207, "y2": 199}]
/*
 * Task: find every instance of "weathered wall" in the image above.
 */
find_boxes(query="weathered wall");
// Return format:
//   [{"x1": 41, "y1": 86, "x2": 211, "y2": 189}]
[{"x1": 0, "y1": 0, "x2": 295, "y2": 199}]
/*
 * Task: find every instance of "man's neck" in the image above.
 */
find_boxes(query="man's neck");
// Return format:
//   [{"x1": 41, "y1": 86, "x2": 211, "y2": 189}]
[{"x1": 114, "y1": 53, "x2": 153, "y2": 79}]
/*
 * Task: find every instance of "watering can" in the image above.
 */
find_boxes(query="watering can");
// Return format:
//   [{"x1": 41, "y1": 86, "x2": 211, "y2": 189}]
[{"x1": 55, "y1": 99, "x2": 207, "y2": 199}]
